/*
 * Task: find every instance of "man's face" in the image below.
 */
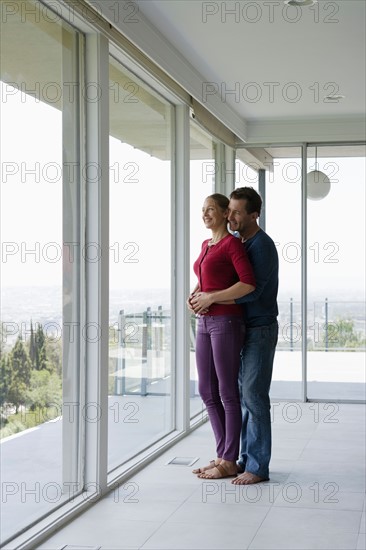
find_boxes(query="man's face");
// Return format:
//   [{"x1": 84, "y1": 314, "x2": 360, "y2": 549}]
[{"x1": 228, "y1": 198, "x2": 257, "y2": 235}]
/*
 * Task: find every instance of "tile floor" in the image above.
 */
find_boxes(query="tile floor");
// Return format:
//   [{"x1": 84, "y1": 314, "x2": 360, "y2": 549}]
[{"x1": 37, "y1": 403, "x2": 365, "y2": 550}]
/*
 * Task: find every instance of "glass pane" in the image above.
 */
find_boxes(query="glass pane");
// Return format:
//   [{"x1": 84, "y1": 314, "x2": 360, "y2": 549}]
[
  {"x1": 235, "y1": 152, "x2": 259, "y2": 191},
  {"x1": 236, "y1": 147, "x2": 303, "y2": 400},
  {"x1": 0, "y1": 1, "x2": 80, "y2": 543},
  {"x1": 189, "y1": 122, "x2": 215, "y2": 419},
  {"x1": 307, "y1": 145, "x2": 366, "y2": 400},
  {"x1": 108, "y1": 57, "x2": 173, "y2": 471},
  {"x1": 267, "y1": 149, "x2": 302, "y2": 400}
]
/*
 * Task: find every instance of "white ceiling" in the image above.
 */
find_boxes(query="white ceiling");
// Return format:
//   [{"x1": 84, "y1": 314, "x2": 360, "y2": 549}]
[{"x1": 134, "y1": 0, "x2": 365, "y2": 129}]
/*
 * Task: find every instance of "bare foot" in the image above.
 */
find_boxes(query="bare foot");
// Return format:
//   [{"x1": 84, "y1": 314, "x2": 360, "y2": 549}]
[
  {"x1": 199, "y1": 460, "x2": 237, "y2": 479},
  {"x1": 231, "y1": 471, "x2": 268, "y2": 485},
  {"x1": 192, "y1": 459, "x2": 221, "y2": 475}
]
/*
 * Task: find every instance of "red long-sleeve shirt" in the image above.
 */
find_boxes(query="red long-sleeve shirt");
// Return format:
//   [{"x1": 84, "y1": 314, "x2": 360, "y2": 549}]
[{"x1": 193, "y1": 234, "x2": 255, "y2": 316}]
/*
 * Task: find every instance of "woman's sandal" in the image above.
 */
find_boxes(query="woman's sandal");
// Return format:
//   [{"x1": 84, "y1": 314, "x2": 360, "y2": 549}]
[
  {"x1": 192, "y1": 460, "x2": 217, "y2": 474},
  {"x1": 198, "y1": 462, "x2": 237, "y2": 479}
]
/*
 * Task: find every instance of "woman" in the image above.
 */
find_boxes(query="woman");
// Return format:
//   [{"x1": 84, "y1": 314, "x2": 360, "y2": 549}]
[{"x1": 188, "y1": 193, "x2": 255, "y2": 479}]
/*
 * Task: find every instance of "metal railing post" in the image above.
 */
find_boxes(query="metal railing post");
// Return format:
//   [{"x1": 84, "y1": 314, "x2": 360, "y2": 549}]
[
  {"x1": 118, "y1": 309, "x2": 125, "y2": 395},
  {"x1": 141, "y1": 307, "x2": 151, "y2": 396},
  {"x1": 157, "y1": 305, "x2": 163, "y2": 357},
  {"x1": 290, "y1": 297, "x2": 294, "y2": 351},
  {"x1": 325, "y1": 297, "x2": 329, "y2": 351}
]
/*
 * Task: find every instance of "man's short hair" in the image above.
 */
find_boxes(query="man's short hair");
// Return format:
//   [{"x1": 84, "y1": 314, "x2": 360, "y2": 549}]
[{"x1": 229, "y1": 187, "x2": 262, "y2": 216}]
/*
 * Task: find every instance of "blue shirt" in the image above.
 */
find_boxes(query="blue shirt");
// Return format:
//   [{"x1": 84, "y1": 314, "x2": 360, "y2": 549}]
[{"x1": 235, "y1": 229, "x2": 279, "y2": 328}]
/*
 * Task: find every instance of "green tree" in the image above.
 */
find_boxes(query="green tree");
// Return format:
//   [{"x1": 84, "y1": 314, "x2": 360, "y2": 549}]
[
  {"x1": 0, "y1": 325, "x2": 4, "y2": 360},
  {"x1": 29, "y1": 320, "x2": 36, "y2": 369},
  {"x1": 7, "y1": 336, "x2": 31, "y2": 413},
  {"x1": 26, "y1": 369, "x2": 62, "y2": 411},
  {"x1": 0, "y1": 354, "x2": 11, "y2": 408},
  {"x1": 34, "y1": 324, "x2": 47, "y2": 370},
  {"x1": 27, "y1": 321, "x2": 62, "y2": 374},
  {"x1": 324, "y1": 318, "x2": 366, "y2": 349},
  {"x1": 45, "y1": 336, "x2": 62, "y2": 376}
]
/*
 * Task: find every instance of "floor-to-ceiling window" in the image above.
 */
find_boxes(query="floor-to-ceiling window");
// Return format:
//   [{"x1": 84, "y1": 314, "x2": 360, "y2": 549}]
[
  {"x1": 0, "y1": 1, "x2": 82, "y2": 543},
  {"x1": 236, "y1": 144, "x2": 366, "y2": 402},
  {"x1": 266, "y1": 148, "x2": 303, "y2": 400},
  {"x1": 236, "y1": 147, "x2": 303, "y2": 400},
  {"x1": 306, "y1": 144, "x2": 366, "y2": 401},
  {"x1": 108, "y1": 57, "x2": 174, "y2": 470}
]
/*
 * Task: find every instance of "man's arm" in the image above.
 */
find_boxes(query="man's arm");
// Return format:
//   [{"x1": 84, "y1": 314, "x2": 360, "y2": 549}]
[
  {"x1": 235, "y1": 240, "x2": 277, "y2": 304},
  {"x1": 235, "y1": 266, "x2": 275, "y2": 303}
]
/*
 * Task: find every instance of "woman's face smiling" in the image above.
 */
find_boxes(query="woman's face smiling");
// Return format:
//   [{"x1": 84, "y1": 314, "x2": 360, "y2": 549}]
[{"x1": 202, "y1": 198, "x2": 227, "y2": 230}]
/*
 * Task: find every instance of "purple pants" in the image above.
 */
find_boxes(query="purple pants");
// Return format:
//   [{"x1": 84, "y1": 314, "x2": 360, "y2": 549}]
[{"x1": 195, "y1": 315, "x2": 245, "y2": 461}]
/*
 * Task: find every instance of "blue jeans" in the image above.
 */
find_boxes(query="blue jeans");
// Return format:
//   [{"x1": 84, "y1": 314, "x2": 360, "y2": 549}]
[
  {"x1": 238, "y1": 321, "x2": 278, "y2": 479},
  {"x1": 196, "y1": 315, "x2": 245, "y2": 461}
]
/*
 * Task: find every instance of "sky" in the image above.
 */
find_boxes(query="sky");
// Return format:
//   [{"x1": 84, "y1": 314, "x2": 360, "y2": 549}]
[{"x1": 1, "y1": 82, "x2": 365, "y2": 304}]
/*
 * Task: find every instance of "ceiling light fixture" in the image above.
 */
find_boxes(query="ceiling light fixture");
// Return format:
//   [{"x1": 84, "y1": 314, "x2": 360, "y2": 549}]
[
  {"x1": 284, "y1": 0, "x2": 317, "y2": 6},
  {"x1": 307, "y1": 147, "x2": 331, "y2": 200}
]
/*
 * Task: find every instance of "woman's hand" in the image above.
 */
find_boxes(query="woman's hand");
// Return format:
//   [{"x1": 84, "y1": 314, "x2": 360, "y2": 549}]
[
  {"x1": 186, "y1": 293, "x2": 196, "y2": 313},
  {"x1": 187, "y1": 284, "x2": 201, "y2": 313},
  {"x1": 190, "y1": 292, "x2": 213, "y2": 314}
]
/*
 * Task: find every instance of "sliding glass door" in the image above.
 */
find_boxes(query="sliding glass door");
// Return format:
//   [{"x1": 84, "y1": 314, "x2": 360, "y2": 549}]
[{"x1": 108, "y1": 57, "x2": 174, "y2": 471}]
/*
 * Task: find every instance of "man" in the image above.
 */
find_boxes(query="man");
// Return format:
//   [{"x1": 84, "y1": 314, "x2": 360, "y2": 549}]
[
  {"x1": 191, "y1": 186, "x2": 278, "y2": 484},
  {"x1": 228, "y1": 187, "x2": 279, "y2": 484}
]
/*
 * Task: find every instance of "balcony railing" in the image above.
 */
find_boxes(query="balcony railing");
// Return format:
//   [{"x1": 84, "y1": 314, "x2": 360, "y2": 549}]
[
  {"x1": 110, "y1": 306, "x2": 172, "y2": 397},
  {"x1": 278, "y1": 299, "x2": 366, "y2": 352},
  {"x1": 109, "y1": 300, "x2": 365, "y2": 397}
]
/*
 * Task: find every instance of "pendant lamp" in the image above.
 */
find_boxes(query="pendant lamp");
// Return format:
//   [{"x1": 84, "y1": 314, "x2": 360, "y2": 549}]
[{"x1": 307, "y1": 147, "x2": 331, "y2": 200}]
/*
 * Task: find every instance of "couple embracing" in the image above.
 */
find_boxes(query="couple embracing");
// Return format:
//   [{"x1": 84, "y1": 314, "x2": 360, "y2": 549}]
[{"x1": 187, "y1": 187, "x2": 278, "y2": 485}]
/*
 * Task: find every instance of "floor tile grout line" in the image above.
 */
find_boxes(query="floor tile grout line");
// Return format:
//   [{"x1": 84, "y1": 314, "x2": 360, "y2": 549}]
[
  {"x1": 245, "y1": 488, "x2": 278, "y2": 550},
  {"x1": 137, "y1": 481, "x2": 201, "y2": 550}
]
